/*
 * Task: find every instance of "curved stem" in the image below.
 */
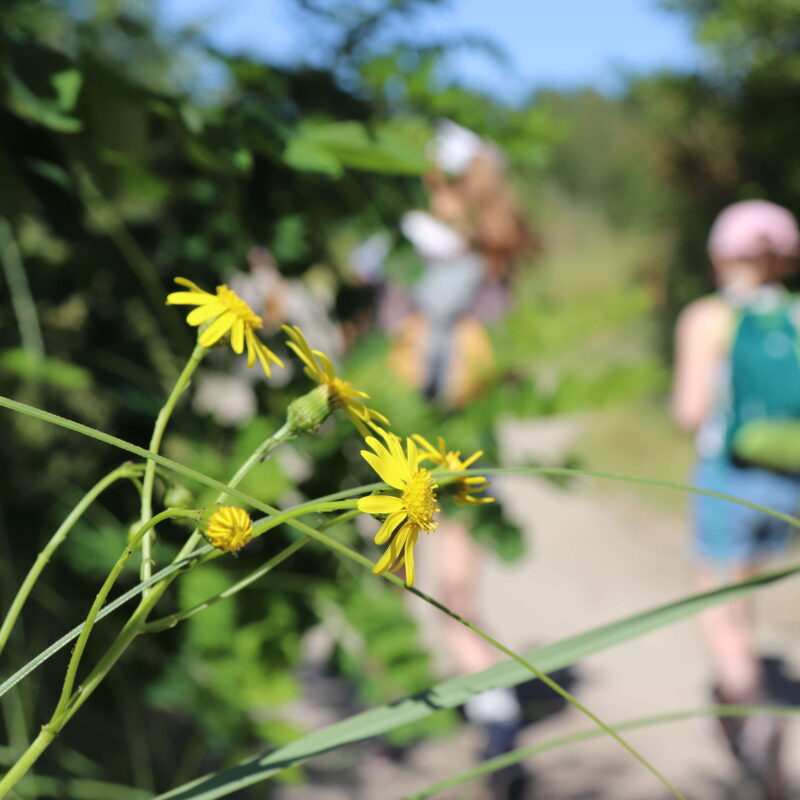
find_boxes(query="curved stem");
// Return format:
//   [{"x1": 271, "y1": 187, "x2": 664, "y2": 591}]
[
  {"x1": 2, "y1": 395, "x2": 799, "y2": 531},
  {"x1": 144, "y1": 537, "x2": 310, "y2": 633},
  {"x1": 144, "y1": 507, "x2": 360, "y2": 634},
  {"x1": 53, "y1": 508, "x2": 196, "y2": 720},
  {"x1": 217, "y1": 421, "x2": 293, "y2": 505},
  {"x1": 0, "y1": 463, "x2": 142, "y2": 660},
  {"x1": 0, "y1": 508, "x2": 198, "y2": 800},
  {"x1": 140, "y1": 343, "x2": 206, "y2": 581},
  {"x1": 406, "y1": 704, "x2": 800, "y2": 800},
  {"x1": 0, "y1": 727, "x2": 54, "y2": 798},
  {"x1": 169, "y1": 421, "x2": 294, "y2": 571}
]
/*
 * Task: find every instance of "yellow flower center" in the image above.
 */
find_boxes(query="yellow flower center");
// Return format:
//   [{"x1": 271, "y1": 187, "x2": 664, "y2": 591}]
[
  {"x1": 443, "y1": 452, "x2": 464, "y2": 471},
  {"x1": 326, "y1": 376, "x2": 352, "y2": 407},
  {"x1": 402, "y1": 469, "x2": 439, "y2": 532},
  {"x1": 205, "y1": 505, "x2": 254, "y2": 552},
  {"x1": 216, "y1": 285, "x2": 263, "y2": 330}
]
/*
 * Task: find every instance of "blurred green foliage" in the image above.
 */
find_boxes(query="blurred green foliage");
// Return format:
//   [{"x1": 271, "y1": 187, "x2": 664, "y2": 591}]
[
  {"x1": 3, "y1": 0, "x2": 797, "y2": 795},
  {"x1": 0, "y1": 1, "x2": 565, "y2": 795}
]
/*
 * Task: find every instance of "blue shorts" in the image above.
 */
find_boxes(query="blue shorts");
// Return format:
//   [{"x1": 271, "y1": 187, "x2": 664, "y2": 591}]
[{"x1": 692, "y1": 457, "x2": 800, "y2": 565}]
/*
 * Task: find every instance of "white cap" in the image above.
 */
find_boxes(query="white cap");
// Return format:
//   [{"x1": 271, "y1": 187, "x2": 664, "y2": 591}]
[{"x1": 427, "y1": 119, "x2": 485, "y2": 176}]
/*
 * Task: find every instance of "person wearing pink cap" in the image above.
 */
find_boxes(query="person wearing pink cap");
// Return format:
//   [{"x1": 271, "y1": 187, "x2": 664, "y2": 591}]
[{"x1": 672, "y1": 199, "x2": 800, "y2": 799}]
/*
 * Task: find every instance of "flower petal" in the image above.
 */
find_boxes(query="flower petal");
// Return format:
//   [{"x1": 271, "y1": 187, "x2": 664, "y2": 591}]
[
  {"x1": 411, "y1": 433, "x2": 437, "y2": 458},
  {"x1": 166, "y1": 291, "x2": 216, "y2": 306},
  {"x1": 404, "y1": 528, "x2": 420, "y2": 586},
  {"x1": 254, "y1": 339, "x2": 284, "y2": 377},
  {"x1": 313, "y1": 350, "x2": 336, "y2": 379},
  {"x1": 372, "y1": 523, "x2": 410, "y2": 575},
  {"x1": 173, "y1": 277, "x2": 208, "y2": 293},
  {"x1": 461, "y1": 450, "x2": 484, "y2": 468},
  {"x1": 358, "y1": 494, "x2": 404, "y2": 516},
  {"x1": 230, "y1": 319, "x2": 245, "y2": 354},
  {"x1": 199, "y1": 311, "x2": 236, "y2": 346},
  {"x1": 373, "y1": 509, "x2": 406, "y2": 544},
  {"x1": 286, "y1": 340, "x2": 320, "y2": 376},
  {"x1": 245, "y1": 328, "x2": 258, "y2": 367},
  {"x1": 361, "y1": 450, "x2": 406, "y2": 490},
  {"x1": 186, "y1": 303, "x2": 225, "y2": 326},
  {"x1": 283, "y1": 325, "x2": 316, "y2": 363},
  {"x1": 406, "y1": 436, "x2": 419, "y2": 470}
]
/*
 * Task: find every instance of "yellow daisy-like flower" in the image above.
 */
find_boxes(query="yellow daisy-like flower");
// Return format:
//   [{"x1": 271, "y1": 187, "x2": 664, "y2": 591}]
[
  {"x1": 204, "y1": 506, "x2": 253, "y2": 553},
  {"x1": 166, "y1": 277, "x2": 284, "y2": 378},
  {"x1": 357, "y1": 430, "x2": 440, "y2": 586},
  {"x1": 283, "y1": 324, "x2": 389, "y2": 436},
  {"x1": 412, "y1": 434, "x2": 495, "y2": 506}
]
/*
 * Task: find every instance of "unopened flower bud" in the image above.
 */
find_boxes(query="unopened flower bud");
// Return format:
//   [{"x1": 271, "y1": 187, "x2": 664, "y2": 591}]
[
  {"x1": 164, "y1": 484, "x2": 194, "y2": 509},
  {"x1": 286, "y1": 385, "x2": 332, "y2": 435},
  {"x1": 201, "y1": 505, "x2": 253, "y2": 553}
]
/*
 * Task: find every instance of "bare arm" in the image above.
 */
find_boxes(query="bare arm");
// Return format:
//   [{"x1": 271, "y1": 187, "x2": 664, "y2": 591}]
[{"x1": 671, "y1": 297, "x2": 733, "y2": 432}]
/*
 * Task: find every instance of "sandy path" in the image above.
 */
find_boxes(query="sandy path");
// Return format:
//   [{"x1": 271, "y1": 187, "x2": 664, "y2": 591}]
[{"x1": 281, "y1": 422, "x2": 800, "y2": 799}]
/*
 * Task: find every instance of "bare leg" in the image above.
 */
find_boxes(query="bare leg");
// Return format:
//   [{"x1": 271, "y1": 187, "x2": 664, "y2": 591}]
[
  {"x1": 436, "y1": 519, "x2": 497, "y2": 674},
  {"x1": 696, "y1": 562, "x2": 785, "y2": 799},
  {"x1": 695, "y1": 562, "x2": 762, "y2": 702}
]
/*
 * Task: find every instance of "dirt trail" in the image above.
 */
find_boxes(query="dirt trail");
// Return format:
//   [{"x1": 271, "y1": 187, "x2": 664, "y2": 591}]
[{"x1": 281, "y1": 420, "x2": 800, "y2": 799}]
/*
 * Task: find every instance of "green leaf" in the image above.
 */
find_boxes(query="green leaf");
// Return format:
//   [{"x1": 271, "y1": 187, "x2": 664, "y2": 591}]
[
  {"x1": 5, "y1": 68, "x2": 83, "y2": 133},
  {"x1": 51, "y1": 68, "x2": 83, "y2": 112},
  {"x1": 283, "y1": 138, "x2": 343, "y2": 178},
  {"x1": 0, "y1": 349, "x2": 91, "y2": 390},
  {"x1": 152, "y1": 562, "x2": 800, "y2": 800},
  {"x1": 284, "y1": 120, "x2": 429, "y2": 176}
]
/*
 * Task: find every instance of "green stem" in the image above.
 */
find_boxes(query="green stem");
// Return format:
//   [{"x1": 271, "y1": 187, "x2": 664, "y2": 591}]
[
  {"x1": 143, "y1": 537, "x2": 310, "y2": 633},
  {"x1": 53, "y1": 508, "x2": 196, "y2": 720},
  {"x1": 216, "y1": 421, "x2": 293, "y2": 506},
  {"x1": 140, "y1": 343, "x2": 206, "y2": 581},
  {"x1": 144, "y1": 506, "x2": 359, "y2": 634},
  {"x1": 0, "y1": 425, "x2": 299, "y2": 796},
  {"x1": 248, "y1": 514, "x2": 686, "y2": 799},
  {"x1": 0, "y1": 219, "x2": 45, "y2": 362},
  {"x1": 0, "y1": 509, "x2": 197, "y2": 799},
  {"x1": 406, "y1": 704, "x2": 800, "y2": 799},
  {"x1": 3, "y1": 394, "x2": 799, "y2": 531},
  {"x1": 0, "y1": 463, "x2": 141, "y2": 660},
  {"x1": 170, "y1": 421, "x2": 294, "y2": 568},
  {"x1": 0, "y1": 726, "x2": 54, "y2": 798}
]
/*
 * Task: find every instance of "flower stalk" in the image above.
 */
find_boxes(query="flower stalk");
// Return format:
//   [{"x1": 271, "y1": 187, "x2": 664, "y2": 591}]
[
  {"x1": 0, "y1": 507, "x2": 197, "y2": 798},
  {"x1": 139, "y1": 342, "x2": 206, "y2": 581},
  {"x1": 0, "y1": 463, "x2": 143, "y2": 660}
]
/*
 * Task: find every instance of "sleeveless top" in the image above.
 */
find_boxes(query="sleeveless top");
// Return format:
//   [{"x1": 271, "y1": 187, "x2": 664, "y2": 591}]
[{"x1": 696, "y1": 285, "x2": 800, "y2": 461}]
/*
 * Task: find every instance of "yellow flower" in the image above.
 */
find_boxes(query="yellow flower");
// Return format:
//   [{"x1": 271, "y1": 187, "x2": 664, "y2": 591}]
[
  {"x1": 283, "y1": 324, "x2": 389, "y2": 436},
  {"x1": 166, "y1": 277, "x2": 284, "y2": 378},
  {"x1": 204, "y1": 506, "x2": 253, "y2": 552},
  {"x1": 412, "y1": 434, "x2": 495, "y2": 506},
  {"x1": 357, "y1": 430, "x2": 440, "y2": 586}
]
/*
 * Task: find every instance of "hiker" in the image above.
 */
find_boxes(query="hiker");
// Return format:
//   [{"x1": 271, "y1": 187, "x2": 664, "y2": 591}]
[
  {"x1": 398, "y1": 119, "x2": 535, "y2": 404},
  {"x1": 399, "y1": 120, "x2": 535, "y2": 800},
  {"x1": 672, "y1": 199, "x2": 800, "y2": 800}
]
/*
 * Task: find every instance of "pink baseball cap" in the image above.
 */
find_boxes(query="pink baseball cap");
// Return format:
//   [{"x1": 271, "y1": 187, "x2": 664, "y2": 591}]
[{"x1": 708, "y1": 200, "x2": 800, "y2": 263}]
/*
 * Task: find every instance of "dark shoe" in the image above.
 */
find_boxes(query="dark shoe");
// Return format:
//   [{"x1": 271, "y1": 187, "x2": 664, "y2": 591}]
[
  {"x1": 712, "y1": 685, "x2": 786, "y2": 800},
  {"x1": 711, "y1": 684, "x2": 746, "y2": 760},
  {"x1": 480, "y1": 721, "x2": 531, "y2": 800},
  {"x1": 488, "y1": 762, "x2": 529, "y2": 800},
  {"x1": 737, "y1": 716, "x2": 786, "y2": 800}
]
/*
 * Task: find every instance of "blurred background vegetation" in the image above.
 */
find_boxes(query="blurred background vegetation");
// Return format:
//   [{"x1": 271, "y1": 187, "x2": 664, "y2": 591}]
[{"x1": 2, "y1": 0, "x2": 800, "y2": 796}]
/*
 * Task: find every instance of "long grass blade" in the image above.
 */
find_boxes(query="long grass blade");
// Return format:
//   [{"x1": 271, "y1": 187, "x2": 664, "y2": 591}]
[
  {"x1": 152, "y1": 563, "x2": 800, "y2": 800},
  {"x1": 405, "y1": 703, "x2": 800, "y2": 799}
]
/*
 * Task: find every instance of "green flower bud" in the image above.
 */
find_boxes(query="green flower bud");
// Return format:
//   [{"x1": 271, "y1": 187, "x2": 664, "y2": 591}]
[
  {"x1": 164, "y1": 483, "x2": 194, "y2": 509},
  {"x1": 286, "y1": 385, "x2": 332, "y2": 435}
]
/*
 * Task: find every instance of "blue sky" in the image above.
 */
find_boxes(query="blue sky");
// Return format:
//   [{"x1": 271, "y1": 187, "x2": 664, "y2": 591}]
[{"x1": 160, "y1": 0, "x2": 702, "y2": 101}]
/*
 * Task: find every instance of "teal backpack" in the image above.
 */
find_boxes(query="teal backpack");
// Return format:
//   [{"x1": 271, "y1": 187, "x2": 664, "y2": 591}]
[{"x1": 727, "y1": 292, "x2": 800, "y2": 471}]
